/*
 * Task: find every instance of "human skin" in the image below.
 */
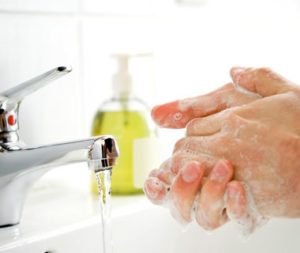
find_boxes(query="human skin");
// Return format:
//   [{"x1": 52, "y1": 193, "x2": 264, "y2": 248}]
[{"x1": 144, "y1": 67, "x2": 300, "y2": 230}]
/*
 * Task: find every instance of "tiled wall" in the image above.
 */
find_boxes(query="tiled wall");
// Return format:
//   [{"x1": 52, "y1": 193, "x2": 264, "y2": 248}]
[{"x1": 0, "y1": 0, "x2": 300, "y2": 148}]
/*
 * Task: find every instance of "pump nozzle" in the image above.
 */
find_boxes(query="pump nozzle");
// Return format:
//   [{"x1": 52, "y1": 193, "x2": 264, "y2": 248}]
[
  {"x1": 111, "y1": 53, "x2": 153, "y2": 99},
  {"x1": 111, "y1": 54, "x2": 132, "y2": 99}
]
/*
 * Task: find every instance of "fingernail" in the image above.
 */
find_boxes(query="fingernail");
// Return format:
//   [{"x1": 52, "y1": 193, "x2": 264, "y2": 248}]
[
  {"x1": 227, "y1": 185, "x2": 240, "y2": 200},
  {"x1": 210, "y1": 160, "x2": 229, "y2": 182},
  {"x1": 181, "y1": 162, "x2": 201, "y2": 183}
]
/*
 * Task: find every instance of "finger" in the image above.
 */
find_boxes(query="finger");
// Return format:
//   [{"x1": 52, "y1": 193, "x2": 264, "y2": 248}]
[
  {"x1": 226, "y1": 181, "x2": 265, "y2": 235},
  {"x1": 145, "y1": 159, "x2": 174, "y2": 204},
  {"x1": 171, "y1": 147, "x2": 219, "y2": 175},
  {"x1": 173, "y1": 130, "x2": 227, "y2": 160},
  {"x1": 226, "y1": 181, "x2": 247, "y2": 220},
  {"x1": 144, "y1": 177, "x2": 168, "y2": 205},
  {"x1": 170, "y1": 161, "x2": 205, "y2": 222},
  {"x1": 149, "y1": 168, "x2": 173, "y2": 185},
  {"x1": 151, "y1": 83, "x2": 258, "y2": 129},
  {"x1": 195, "y1": 160, "x2": 233, "y2": 230},
  {"x1": 230, "y1": 67, "x2": 294, "y2": 97},
  {"x1": 145, "y1": 152, "x2": 216, "y2": 205},
  {"x1": 149, "y1": 159, "x2": 175, "y2": 185},
  {"x1": 148, "y1": 152, "x2": 205, "y2": 188},
  {"x1": 185, "y1": 112, "x2": 224, "y2": 136},
  {"x1": 185, "y1": 107, "x2": 242, "y2": 136}
]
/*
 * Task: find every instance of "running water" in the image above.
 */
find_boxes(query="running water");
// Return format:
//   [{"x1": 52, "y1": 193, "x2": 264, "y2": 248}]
[{"x1": 93, "y1": 168, "x2": 113, "y2": 253}]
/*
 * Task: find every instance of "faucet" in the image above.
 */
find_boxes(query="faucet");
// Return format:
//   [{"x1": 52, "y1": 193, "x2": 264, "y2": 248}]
[{"x1": 0, "y1": 66, "x2": 119, "y2": 228}]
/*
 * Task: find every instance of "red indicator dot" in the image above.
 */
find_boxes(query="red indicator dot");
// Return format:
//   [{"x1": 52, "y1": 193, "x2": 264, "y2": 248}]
[{"x1": 8, "y1": 115, "x2": 15, "y2": 126}]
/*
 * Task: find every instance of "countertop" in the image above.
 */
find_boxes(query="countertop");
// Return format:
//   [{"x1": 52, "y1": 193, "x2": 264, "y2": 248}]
[{"x1": 0, "y1": 163, "x2": 152, "y2": 251}]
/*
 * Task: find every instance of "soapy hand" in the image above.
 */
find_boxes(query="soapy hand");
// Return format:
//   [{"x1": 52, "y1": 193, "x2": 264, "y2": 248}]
[{"x1": 144, "y1": 67, "x2": 300, "y2": 233}]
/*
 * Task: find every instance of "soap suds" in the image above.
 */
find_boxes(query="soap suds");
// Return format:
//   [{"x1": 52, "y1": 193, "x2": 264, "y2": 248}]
[
  {"x1": 144, "y1": 177, "x2": 168, "y2": 204},
  {"x1": 233, "y1": 82, "x2": 262, "y2": 98},
  {"x1": 178, "y1": 97, "x2": 200, "y2": 111},
  {"x1": 227, "y1": 183, "x2": 268, "y2": 238}
]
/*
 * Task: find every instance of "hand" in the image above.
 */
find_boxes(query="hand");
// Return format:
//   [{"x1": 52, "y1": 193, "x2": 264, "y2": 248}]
[
  {"x1": 145, "y1": 67, "x2": 300, "y2": 231},
  {"x1": 145, "y1": 72, "x2": 261, "y2": 205},
  {"x1": 145, "y1": 68, "x2": 261, "y2": 229}
]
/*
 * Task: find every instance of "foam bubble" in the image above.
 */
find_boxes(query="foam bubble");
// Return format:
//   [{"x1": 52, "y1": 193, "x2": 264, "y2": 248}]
[
  {"x1": 228, "y1": 183, "x2": 269, "y2": 239},
  {"x1": 159, "y1": 190, "x2": 190, "y2": 229},
  {"x1": 173, "y1": 112, "x2": 183, "y2": 121},
  {"x1": 233, "y1": 83, "x2": 262, "y2": 98}
]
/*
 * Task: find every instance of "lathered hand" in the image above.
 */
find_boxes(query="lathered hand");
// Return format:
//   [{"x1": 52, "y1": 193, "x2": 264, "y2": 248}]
[{"x1": 145, "y1": 67, "x2": 300, "y2": 233}]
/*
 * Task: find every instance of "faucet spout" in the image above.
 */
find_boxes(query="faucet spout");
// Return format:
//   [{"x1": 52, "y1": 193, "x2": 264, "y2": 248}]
[
  {"x1": 0, "y1": 135, "x2": 119, "y2": 228},
  {"x1": 0, "y1": 66, "x2": 119, "y2": 228}
]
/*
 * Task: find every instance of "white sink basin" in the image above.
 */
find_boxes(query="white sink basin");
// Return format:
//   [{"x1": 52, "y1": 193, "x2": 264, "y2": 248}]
[{"x1": 0, "y1": 164, "x2": 300, "y2": 253}]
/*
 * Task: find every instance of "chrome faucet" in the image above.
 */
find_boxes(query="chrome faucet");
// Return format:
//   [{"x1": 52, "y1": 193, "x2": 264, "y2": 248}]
[{"x1": 0, "y1": 67, "x2": 119, "y2": 228}]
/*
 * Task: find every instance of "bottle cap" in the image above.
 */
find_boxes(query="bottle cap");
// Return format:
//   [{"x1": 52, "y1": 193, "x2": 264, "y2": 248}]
[
  {"x1": 112, "y1": 54, "x2": 132, "y2": 98},
  {"x1": 111, "y1": 53, "x2": 153, "y2": 98}
]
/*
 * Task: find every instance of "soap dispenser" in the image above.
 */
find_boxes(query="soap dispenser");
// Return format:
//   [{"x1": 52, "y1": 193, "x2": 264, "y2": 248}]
[{"x1": 91, "y1": 54, "x2": 159, "y2": 195}]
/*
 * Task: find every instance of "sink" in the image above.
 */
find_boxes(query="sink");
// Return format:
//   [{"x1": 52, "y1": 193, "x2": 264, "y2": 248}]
[{"x1": 0, "y1": 164, "x2": 300, "y2": 253}]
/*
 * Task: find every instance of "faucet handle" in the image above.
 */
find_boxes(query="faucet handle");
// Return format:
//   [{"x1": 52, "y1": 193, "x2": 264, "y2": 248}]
[
  {"x1": 1, "y1": 66, "x2": 72, "y2": 102},
  {"x1": 0, "y1": 66, "x2": 72, "y2": 144}
]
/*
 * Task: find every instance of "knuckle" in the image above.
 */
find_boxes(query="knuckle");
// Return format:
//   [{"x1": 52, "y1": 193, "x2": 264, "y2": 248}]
[
  {"x1": 173, "y1": 137, "x2": 196, "y2": 153},
  {"x1": 224, "y1": 82, "x2": 235, "y2": 90},
  {"x1": 224, "y1": 110, "x2": 234, "y2": 121},
  {"x1": 158, "y1": 158, "x2": 172, "y2": 171},
  {"x1": 186, "y1": 118, "x2": 201, "y2": 135},
  {"x1": 224, "y1": 106, "x2": 245, "y2": 121},
  {"x1": 255, "y1": 67, "x2": 273, "y2": 77},
  {"x1": 222, "y1": 109, "x2": 238, "y2": 126},
  {"x1": 148, "y1": 168, "x2": 160, "y2": 177},
  {"x1": 278, "y1": 134, "x2": 300, "y2": 161},
  {"x1": 195, "y1": 213, "x2": 220, "y2": 231},
  {"x1": 173, "y1": 137, "x2": 187, "y2": 153}
]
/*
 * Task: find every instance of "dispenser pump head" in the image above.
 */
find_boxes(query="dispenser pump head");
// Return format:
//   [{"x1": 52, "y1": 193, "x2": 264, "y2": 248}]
[{"x1": 112, "y1": 54, "x2": 132, "y2": 98}]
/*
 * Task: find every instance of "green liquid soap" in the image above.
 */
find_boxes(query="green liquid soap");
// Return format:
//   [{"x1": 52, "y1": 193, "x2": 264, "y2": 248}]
[
  {"x1": 91, "y1": 53, "x2": 158, "y2": 195},
  {"x1": 91, "y1": 110, "x2": 153, "y2": 195}
]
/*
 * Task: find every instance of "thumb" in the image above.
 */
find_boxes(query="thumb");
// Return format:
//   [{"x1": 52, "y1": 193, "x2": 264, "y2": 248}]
[{"x1": 230, "y1": 67, "x2": 294, "y2": 97}]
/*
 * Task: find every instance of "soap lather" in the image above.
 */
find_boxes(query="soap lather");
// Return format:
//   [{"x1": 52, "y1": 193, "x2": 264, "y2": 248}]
[{"x1": 0, "y1": 66, "x2": 119, "y2": 228}]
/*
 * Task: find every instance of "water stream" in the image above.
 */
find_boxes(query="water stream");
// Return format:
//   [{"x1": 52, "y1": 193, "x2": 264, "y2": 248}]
[{"x1": 94, "y1": 169, "x2": 113, "y2": 253}]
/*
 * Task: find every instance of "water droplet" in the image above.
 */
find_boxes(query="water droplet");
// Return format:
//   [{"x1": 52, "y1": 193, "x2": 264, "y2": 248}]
[{"x1": 173, "y1": 112, "x2": 183, "y2": 121}]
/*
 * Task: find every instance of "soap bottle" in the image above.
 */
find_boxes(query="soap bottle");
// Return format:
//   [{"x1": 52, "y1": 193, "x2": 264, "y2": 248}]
[{"x1": 91, "y1": 54, "x2": 159, "y2": 195}]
